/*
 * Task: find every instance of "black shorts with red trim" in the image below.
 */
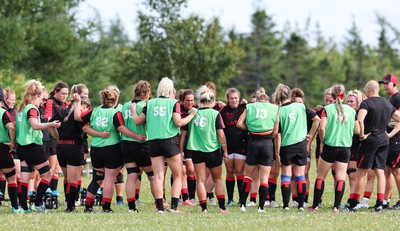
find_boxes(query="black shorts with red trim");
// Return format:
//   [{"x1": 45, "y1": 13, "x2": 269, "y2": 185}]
[
  {"x1": 57, "y1": 142, "x2": 84, "y2": 167},
  {"x1": 357, "y1": 144, "x2": 388, "y2": 170},
  {"x1": 386, "y1": 141, "x2": 400, "y2": 169}
]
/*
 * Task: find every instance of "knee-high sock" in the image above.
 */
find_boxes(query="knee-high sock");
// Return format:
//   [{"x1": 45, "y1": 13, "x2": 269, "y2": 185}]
[
  {"x1": 268, "y1": 178, "x2": 277, "y2": 201},
  {"x1": 296, "y1": 175, "x2": 307, "y2": 208},
  {"x1": 258, "y1": 183, "x2": 268, "y2": 210},
  {"x1": 334, "y1": 180, "x2": 345, "y2": 208},
  {"x1": 281, "y1": 175, "x2": 291, "y2": 208},
  {"x1": 8, "y1": 183, "x2": 18, "y2": 209},
  {"x1": 313, "y1": 178, "x2": 325, "y2": 208},
  {"x1": 226, "y1": 176, "x2": 235, "y2": 201},
  {"x1": 19, "y1": 182, "x2": 29, "y2": 210},
  {"x1": 35, "y1": 179, "x2": 50, "y2": 206},
  {"x1": 239, "y1": 177, "x2": 252, "y2": 206},
  {"x1": 236, "y1": 175, "x2": 244, "y2": 201},
  {"x1": 50, "y1": 176, "x2": 58, "y2": 191},
  {"x1": 187, "y1": 175, "x2": 196, "y2": 200}
]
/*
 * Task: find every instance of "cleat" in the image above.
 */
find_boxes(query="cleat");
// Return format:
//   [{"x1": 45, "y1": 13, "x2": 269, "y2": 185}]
[
  {"x1": 291, "y1": 201, "x2": 299, "y2": 207},
  {"x1": 170, "y1": 208, "x2": 184, "y2": 214},
  {"x1": 23, "y1": 208, "x2": 32, "y2": 214},
  {"x1": 226, "y1": 200, "x2": 234, "y2": 207},
  {"x1": 270, "y1": 201, "x2": 279, "y2": 208},
  {"x1": 240, "y1": 205, "x2": 246, "y2": 212},
  {"x1": 128, "y1": 208, "x2": 139, "y2": 213},
  {"x1": 190, "y1": 199, "x2": 197, "y2": 206},
  {"x1": 382, "y1": 204, "x2": 391, "y2": 210},
  {"x1": 182, "y1": 199, "x2": 196, "y2": 206},
  {"x1": 308, "y1": 207, "x2": 318, "y2": 212},
  {"x1": 135, "y1": 199, "x2": 145, "y2": 205},
  {"x1": 247, "y1": 201, "x2": 256, "y2": 207},
  {"x1": 264, "y1": 201, "x2": 270, "y2": 207},
  {"x1": 283, "y1": 207, "x2": 290, "y2": 212},
  {"x1": 157, "y1": 209, "x2": 166, "y2": 214},
  {"x1": 257, "y1": 208, "x2": 266, "y2": 213},
  {"x1": 372, "y1": 206, "x2": 382, "y2": 212},
  {"x1": 303, "y1": 202, "x2": 308, "y2": 208},
  {"x1": 75, "y1": 201, "x2": 81, "y2": 207},
  {"x1": 391, "y1": 200, "x2": 400, "y2": 210},
  {"x1": 45, "y1": 188, "x2": 52, "y2": 194},
  {"x1": 116, "y1": 200, "x2": 124, "y2": 205},
  {"x1": 201, "y1": 209, "x2": 208, "y2": 214},
  {"x1": 32, "y1": 204, "x2": 47, "y2": 213},
  {"x1": 209, "y1": 198, "x2": 217, "y2": 206},
  {"x1": 342, "y1": 205, "x2": 358, "y2": 212},
  {"x1": 333, "y1": 207, "x2": 339, "y2": 213},
  {"x1": 219, "y1": 208, "x2": 230, "y2": 214},
  {"x1": 102, "y1": 208, "x2": 114, "y2": 213},
  {"x1": 12, "y1": 208, "x2": 23, "y2": 214},
  {"x1": 84, "y1": 207, "x2": 95, "y2": 213},
  {"x1": 298, "y1": 207, "x2": 305, "y2": 212}
]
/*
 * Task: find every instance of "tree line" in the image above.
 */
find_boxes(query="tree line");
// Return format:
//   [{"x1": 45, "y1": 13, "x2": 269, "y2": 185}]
[{"x1": 1, "y1": 0, "x2": 400, "y2": 107}]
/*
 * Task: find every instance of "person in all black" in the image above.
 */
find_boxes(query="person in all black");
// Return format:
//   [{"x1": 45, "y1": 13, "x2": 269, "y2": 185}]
[{"x1": 344, "y1": 80, "x2": 400, "y2": 212}]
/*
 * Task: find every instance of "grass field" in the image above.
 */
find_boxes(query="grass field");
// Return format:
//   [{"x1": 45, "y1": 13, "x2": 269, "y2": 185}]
[{"x1": 1, "y1": 162, "x2": 400, "y2": 231}]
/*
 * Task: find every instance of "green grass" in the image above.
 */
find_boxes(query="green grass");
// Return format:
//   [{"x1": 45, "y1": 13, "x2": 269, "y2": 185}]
[{"x1": 1, "y1": 162, "x2": 400, "y2": 231}]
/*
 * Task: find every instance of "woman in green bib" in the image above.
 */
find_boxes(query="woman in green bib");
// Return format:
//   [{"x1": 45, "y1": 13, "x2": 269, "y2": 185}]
[
  {"x1": 16, "y1": 80, "x2": 61, "y2": 213},
  {"x1": 275, "y1": 84, "x2": 319, "y2": 211},
  {"x1": 310, "y1": 85, "x2": 358, "y2": 213},
  {"x1": 74, "y1": 87, "x2": 145, "y2": 213},
  {"x1": 181, "y1": 85, "x2": 229, "y2": 213},
  {"x1": 237, "y1": 92, "x2": 280, "y2": 213},
  {"x1": 132, "y1": 77, "x2": 197, "y2": 213}
]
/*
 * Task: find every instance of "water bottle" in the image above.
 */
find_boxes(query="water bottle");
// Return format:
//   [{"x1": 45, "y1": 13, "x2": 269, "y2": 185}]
[
  {"x1": 45, "y1": 191, "x2": 52, "y2": 209},
  {"x1": 52, "y1": 194, "x2": 58, "y2": 209}
]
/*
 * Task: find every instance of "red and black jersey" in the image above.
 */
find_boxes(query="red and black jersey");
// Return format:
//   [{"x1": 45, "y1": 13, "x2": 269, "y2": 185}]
[
  {"x1": 219, "y1": 104, "x2": 247, "y2": 154},
  {"x1": 50, "y1": 107, "x2": 85, "y2": 146},
  {"x1": 45, "y1": 96, "x2": 67, "y2": 119},
  {"x1": 2, "y1": 105, "x2": 16, "y2": 123}
]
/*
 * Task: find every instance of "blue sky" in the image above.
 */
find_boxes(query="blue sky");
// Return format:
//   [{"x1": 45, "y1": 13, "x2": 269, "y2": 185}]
[{"x1": 77, "y1": 0, "x2": 400, "y2": 46}]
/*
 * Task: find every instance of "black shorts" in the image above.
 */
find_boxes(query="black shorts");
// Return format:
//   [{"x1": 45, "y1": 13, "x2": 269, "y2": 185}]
[
  {"x1": 57, "y1": 144, "x2": 84, "y2": 167},
  {"x1": 386, "y1": 142, "x2": 400, "y2": 168},
  {"x1": 192, "y1": 149, "x2": 222, "y2": 169},
  {"x1": 49, "y1": 137, "x2": 57, "y2": 156},
  {"x1": 0, "y1": 144, "x2": 15, "y2": 169},
  {"x1": 357, "y1": 144, "x2": 388, "y2": 170},
  {"x1": 148, "y1": 136, "x2": 181, "y2": 158},
  {"x1": 280, "y1": 139, "x2": 307, "y2": 166},
  {"x1": 184, "y1": 149, "x2": 193, "y2": 160},
  {"x1": 91, "y1": 144, "x2": 123, "y2": 169},
  {"x1": 121, "y1": 141, "x2": 152, "y2": 167},
  {"x1": 321, "y1": 144, "x2": 350, "y2": 164},
  {"x1": 18, "y1": 143, "x2": 48, "y2": 167},
  {"x1": 246, "y1": 135, "x2": 274, "y2": 166}
]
